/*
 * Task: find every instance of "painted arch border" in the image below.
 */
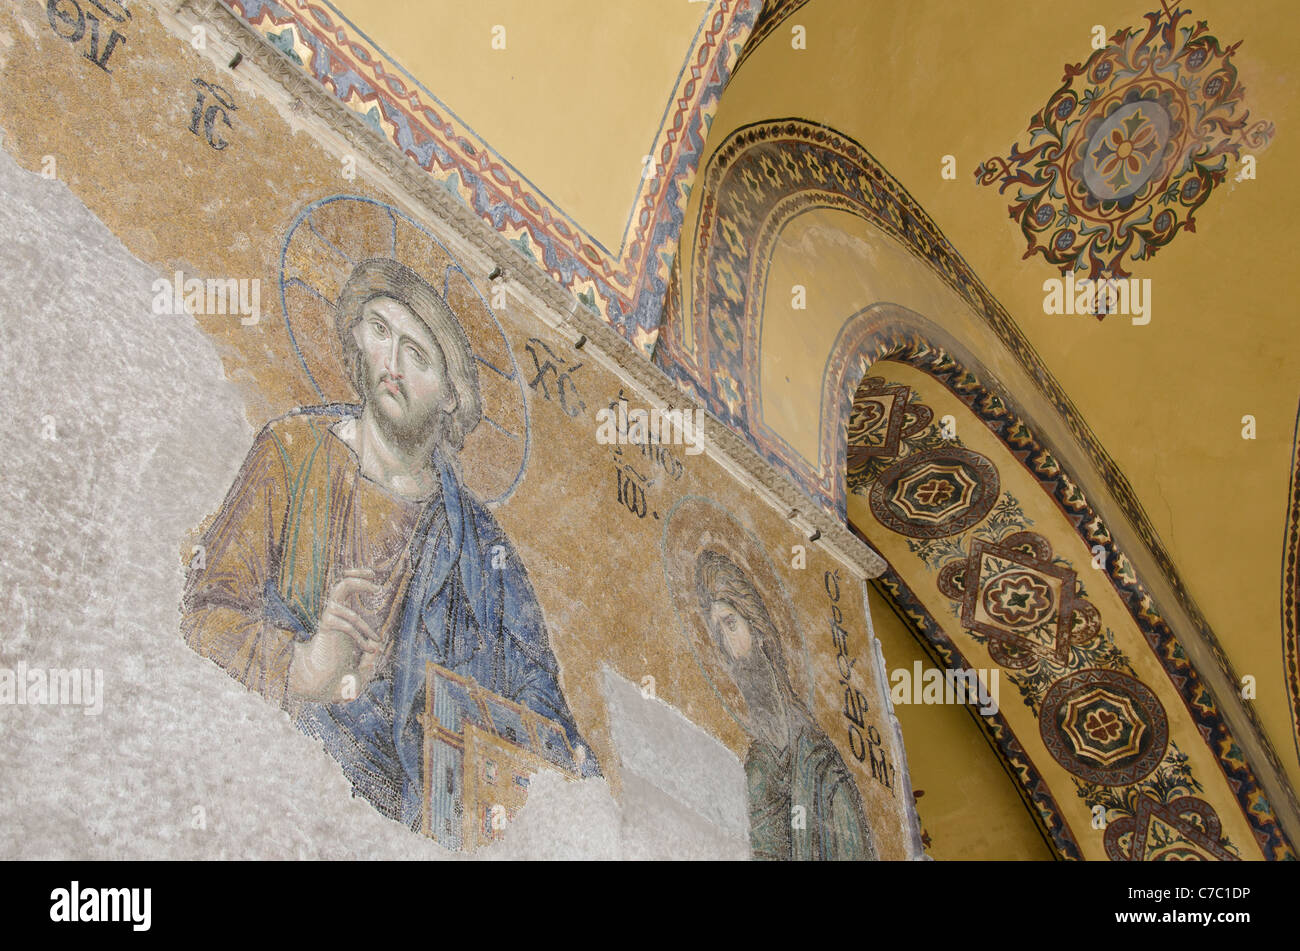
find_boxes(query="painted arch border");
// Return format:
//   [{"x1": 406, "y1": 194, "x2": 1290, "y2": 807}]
[
  {"x1": 837, "y1": 332, "x2": 1293, "y2": 859},
  {"x1": 653, "y1": 116, "x2": 1237, "y2": 670},
  {"x1": 655, "y1": 117, "x2": 1297, "y2": 858},
  {"x1": 215, "y1": 0, "x2": 762, "y2": 344},
  {"x1": 1281, "y1": 398, "x2": 1300, "y2": 772}
]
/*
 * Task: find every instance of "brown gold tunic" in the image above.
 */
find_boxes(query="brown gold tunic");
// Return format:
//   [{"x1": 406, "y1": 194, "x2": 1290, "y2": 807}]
[{"x1": 180, "y1": 413, "x2": 424, "y2": 707}]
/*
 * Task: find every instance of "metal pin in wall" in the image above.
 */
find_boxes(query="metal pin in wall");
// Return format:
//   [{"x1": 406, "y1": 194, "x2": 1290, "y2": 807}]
[
  {"x1": 809, "y1": 529, "x2": 822, "y2": 542},
  {"x1": 574, "y1": 334, "x2": 587, "y2": 350},
  {"x1": 228, "y1": 52, "x2": 243, "y2": 70},
  {"x1": 488, "y1": 266, "x2": 503, "y2": 281}
]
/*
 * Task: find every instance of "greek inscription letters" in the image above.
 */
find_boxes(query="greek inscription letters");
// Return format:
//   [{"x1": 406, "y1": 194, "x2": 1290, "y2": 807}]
[
  {"x1": 523, "y1": 337, "x2": 586, "y2": 418},
  {"x1": 47, "y1": 0, "x2": 129, "y2": 73},
  {"x1": 189, "y1": 79, "x2": 237, "y2": 151}
]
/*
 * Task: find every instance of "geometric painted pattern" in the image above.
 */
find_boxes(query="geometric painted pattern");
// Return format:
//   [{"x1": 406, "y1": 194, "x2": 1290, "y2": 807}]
[
  {"x1": 846, "y1": 376, "x2": 934, "y2": 490},
  {"x1": 1284, "y1": 400, "x2": 1300, "y2": 773},
  {"x1": 655, "y1": 119, "x2": 1036, "y2": 476},
  {"x1": 937, "y1": 531, "x2": 1102, "y2": 670},
  {"x1": 1104, "y1": 795, "x2": 1238, "y2": 861},
  {"x1": 660, "y1": 121, "x2": 1295, "y2": 859},
  {"x1": 1040, "y1": 669, "x2": 1169, "y2": 785},
  {"x1": 870, "y1": 447, "x2": 999, "y2": 540},
  {"x1": 869, "y1": 565, "x2": 1084, "y2": 859},
  {"x1": 976, "y1": 4, "x2": 1274, "y2": 280}
]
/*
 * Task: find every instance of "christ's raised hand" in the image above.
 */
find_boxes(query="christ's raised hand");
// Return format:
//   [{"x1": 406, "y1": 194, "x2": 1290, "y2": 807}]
[{"x1": 289, "y1": 569, "x2": 383, "y2": 702}]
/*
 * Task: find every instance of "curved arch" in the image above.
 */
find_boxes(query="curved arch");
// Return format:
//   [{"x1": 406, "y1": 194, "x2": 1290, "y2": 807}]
[
  {"x1": 1283, "y1": 400, "x2": 1300, "y2": 769},
  {"x1": 654, "y1": 118, "x2": 1016, "y2": 425},
  {"x1": 848, "y1": 348, "x2": 1290, "y2": 859},
  {"x1": 658, "y1": 116, "x2": 1300, "y2": 857},
  {"x1": 815, "y1": 304, "x2": 1023, "y2": 515}
]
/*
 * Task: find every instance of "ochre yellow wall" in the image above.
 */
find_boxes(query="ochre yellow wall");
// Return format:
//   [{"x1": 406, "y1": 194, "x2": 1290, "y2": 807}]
[{"x1": 330, "y1": 0, "x2": 713, "y2": 250}]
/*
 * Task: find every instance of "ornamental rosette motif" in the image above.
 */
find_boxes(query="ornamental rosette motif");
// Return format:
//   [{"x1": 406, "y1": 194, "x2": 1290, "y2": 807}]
[{"x1": 976, "y1": 4, "x2": 1274, "y2": 278}]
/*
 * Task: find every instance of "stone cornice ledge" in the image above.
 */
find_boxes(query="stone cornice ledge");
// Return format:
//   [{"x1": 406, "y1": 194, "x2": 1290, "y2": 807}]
[{"x1": 161, "y1": 0, "x2": 889, "y2": 581}]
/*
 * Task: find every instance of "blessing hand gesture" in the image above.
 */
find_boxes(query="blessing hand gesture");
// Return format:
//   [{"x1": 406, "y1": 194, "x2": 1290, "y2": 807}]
[{"x1": 289, "y1": 569, "x2": 383, "y2": 702}]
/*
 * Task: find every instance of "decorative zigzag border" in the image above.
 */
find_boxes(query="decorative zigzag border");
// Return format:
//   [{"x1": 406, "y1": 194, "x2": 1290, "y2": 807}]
[{"x1": 221, "y1": 0, "x2": 760, "y2": 350}]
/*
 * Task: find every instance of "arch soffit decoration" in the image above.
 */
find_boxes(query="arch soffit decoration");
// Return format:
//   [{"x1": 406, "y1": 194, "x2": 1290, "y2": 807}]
[
  {"x1": 852, "y1": 354, "x2": 1279, "y2": 860},
  {"x1": 654, "y1": 117, "x2": 1300, "y2": 858}
]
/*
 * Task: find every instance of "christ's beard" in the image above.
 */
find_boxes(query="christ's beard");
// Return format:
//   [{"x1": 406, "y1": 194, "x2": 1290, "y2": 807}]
[{"x1": 369, "y1": 378, "x2": 449, "y2": 453}]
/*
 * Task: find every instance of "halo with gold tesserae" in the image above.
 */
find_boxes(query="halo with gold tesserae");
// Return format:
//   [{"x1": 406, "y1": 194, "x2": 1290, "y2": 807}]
[{"x1": 279, "y1": 194, "x2": 530, "y2": 505}]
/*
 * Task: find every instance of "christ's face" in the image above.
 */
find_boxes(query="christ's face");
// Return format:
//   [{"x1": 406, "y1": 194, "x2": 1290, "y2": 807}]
[
  {"x1": 353, "y1": 297, "x2": 456, "y2": 442},
  {"x1": 709, "y1": 600, "x2": 752, "y2": 662}
]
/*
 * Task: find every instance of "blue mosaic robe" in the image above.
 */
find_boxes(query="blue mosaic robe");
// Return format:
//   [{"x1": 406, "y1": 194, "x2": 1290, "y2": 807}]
[{"x1": 188, "y1": 405, "x2": 597, "y2": 831}]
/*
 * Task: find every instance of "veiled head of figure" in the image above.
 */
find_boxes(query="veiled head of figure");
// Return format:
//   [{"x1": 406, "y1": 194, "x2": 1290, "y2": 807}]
[
  {"x1": 336, "y1": 259, "x2": 481, "y2": 452},
  {"x1": 695, "y1": 549, "x2": 783, "y2": 669}
]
